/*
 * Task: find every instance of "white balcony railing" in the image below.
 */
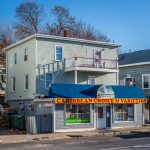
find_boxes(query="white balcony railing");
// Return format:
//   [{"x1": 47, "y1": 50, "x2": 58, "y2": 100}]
[
  {"x1": 36, "y1": 57, "x2": 118, "y2": 75},
  {"x1": 64, "y1": 57, "x2": 118, "y2": 69}
]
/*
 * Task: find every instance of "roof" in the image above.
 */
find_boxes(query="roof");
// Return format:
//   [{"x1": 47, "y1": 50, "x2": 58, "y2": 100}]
[
  {"x1": 49, "y1": 84, "x2": 146, "y2": 99},
  {"x1": 119, "y1": 49, "x2": 150, "y2": 66},
  {"x1": 4, "y1": 34, "x2": 121, "y2": 51}
]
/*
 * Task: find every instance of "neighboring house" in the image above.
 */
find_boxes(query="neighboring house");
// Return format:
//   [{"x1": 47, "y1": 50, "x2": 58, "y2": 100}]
[
  {"x1": 0, "y1": 66, "x2": 6, "y2": 104},
  {"x1": 119, "y1": 49, "x2": 150, "y2": 122},
  {"x1": 4, "y1": 34, "x2": 146, "y2": 133}
]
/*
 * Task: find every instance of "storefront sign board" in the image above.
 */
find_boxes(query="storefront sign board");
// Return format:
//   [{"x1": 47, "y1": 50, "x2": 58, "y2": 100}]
[{"x1": 55, "y1": 98, "x2": 147, "y2": 104}]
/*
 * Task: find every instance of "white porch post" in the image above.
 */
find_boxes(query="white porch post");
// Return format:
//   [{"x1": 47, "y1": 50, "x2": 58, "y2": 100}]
[{"x1": 75, "y1": 70, "x2": 77, "y2": 84}]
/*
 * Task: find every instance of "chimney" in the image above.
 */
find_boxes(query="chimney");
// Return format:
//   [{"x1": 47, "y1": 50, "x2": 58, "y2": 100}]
[{"x1": 64, "y1": 30, "x2": 73, "y2": 38}]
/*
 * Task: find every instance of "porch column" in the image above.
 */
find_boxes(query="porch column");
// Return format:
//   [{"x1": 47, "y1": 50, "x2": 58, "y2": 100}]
[{"x1": 74, "y1": 70, "x2": 77, "y2": 84}]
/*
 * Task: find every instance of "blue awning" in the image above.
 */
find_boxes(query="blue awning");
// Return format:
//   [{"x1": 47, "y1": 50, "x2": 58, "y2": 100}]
[
  {"x1": 49, "y1": 84, "x2": 146, "y2": 99},
  {"x1": 49, "y1": 84, "x2": 100, "y2": 98},
  {"x1": 111, "y1": 86, "x2": 146, "y2": 98}
]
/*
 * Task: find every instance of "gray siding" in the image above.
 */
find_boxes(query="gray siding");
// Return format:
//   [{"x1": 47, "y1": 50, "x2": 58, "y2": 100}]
[
  {"x1": 55, "y1": 104, "x2": 94, "y2": 131},
  {"x1": 119, "y1": 64, "x2": 150, "y2": 97},
  {"x1": 112, "y1": 104, "x2": 143, "y2": 128}
]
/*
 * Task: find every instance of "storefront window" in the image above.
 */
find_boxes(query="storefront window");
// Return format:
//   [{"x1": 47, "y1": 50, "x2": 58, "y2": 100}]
[
  {"x1": 66, "y1": 104, "x2": 90, "y2": 124},
  {"x1": 114, "y1": 104, "x2": 134, "y2": 122}
]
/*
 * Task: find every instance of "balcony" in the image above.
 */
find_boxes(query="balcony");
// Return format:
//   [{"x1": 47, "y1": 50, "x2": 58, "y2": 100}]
[{"x1": 64, "y1": 57, "x2": 118, "y2": 73}]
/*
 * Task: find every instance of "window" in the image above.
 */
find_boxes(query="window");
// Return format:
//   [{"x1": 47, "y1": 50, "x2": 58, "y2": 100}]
[
  {"x1": 55, "y1": 46, "x2": 62, "y2": 61},
  {"x1": 24, "y1": 48, "x2": 28, "y2": 61},
  {"x1": 142, "y1": 74, "x2": 150, "y2": 89},
  {"x1": 114, "y1": 104, "x2": 134, "y2": 122},
  {"x1": 124, "y1": 77, "x2": 133, "y2": 86},
  {"x1": 45, "y1": 74, "x2": 52, "y2": 89},
  {"x1": 66, "y1": 104, "x2": 90, "y2": 124},
  {"x1": 25, "y1": 74, "x2": 29, "y2": 89},
  {"x1": 88, "y1": 76, "x2": 95, "y2": 84},
  {"x1": 14, "y1": 53, "x2": 17, "y2": 64},
  {"x1": 12, "y1": 77, "x2": 16, "y2": 92}
]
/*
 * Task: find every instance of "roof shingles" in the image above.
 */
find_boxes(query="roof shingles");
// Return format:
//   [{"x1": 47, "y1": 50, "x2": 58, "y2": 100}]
[{"x1": 119, "y1": 49, "x2": 150, "y2": 66}]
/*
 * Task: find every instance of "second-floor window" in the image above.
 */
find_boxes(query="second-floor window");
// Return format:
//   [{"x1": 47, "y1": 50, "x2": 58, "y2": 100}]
[
  {"x1": 142, "y1": 74, "x2": 150, "y2": 89},
  {"x1": 24, "y1": 48, "x2": 28, "y2": 61},
  {"x1": 87, "y1": 76, "x2": 95, "y2": 84},
  {"x1": 55, "y1": 46, "x2": 62, "y2": 61},
  {"x1": 45, "y1": 74, "x2": 52, "y2": 89},
  {"x1": 25, "y1": 74, "x2": 29, "y2": 90},
  {"x1": 12, "y1": 77, "x2": 16, "y2": 92},
  {"x1": 14, "y1": 53, "x2": 17, "y2": 64}
]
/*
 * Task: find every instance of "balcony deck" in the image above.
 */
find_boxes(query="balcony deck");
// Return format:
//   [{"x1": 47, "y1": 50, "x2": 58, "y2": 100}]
[{"x1": 64, "y1": 57, "x2": 119, "y2": 73}]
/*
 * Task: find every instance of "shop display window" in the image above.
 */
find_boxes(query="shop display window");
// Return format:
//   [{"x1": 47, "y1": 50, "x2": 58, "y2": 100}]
[
  {"x1": 114, "y1": 104, "x2": 134, "y2": 122},
  {"x1": 66, "y1": 104, "x2": 90, "y2": 124}
]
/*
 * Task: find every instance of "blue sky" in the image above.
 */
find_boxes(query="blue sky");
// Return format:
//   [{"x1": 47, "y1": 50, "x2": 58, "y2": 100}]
[{"x1": 0, "y1": 0, "x2": 150, "y2": 52}]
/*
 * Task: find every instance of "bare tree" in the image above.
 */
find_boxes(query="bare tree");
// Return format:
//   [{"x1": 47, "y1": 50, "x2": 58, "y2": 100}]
[
  {"x1": 15, "y1": 1, "x2": 44, "y2": 39},
  {"x1": 46, "y1": 6, "x2": 110, "y2": 42},
  {"x1": 74, "y1": 21, "x2": 110, "y2": 42},
  {"x1": 46, "y1": 5, "x2": 76, "y2": 36},
  {"x1": 0, "y1": 24, "x2": 15, "y2": 67}
]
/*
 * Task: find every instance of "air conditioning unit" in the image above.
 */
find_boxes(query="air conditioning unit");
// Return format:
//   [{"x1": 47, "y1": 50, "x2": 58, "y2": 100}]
[{"x1": 28, "y1": 104, "x2": 34, "y2": 110}]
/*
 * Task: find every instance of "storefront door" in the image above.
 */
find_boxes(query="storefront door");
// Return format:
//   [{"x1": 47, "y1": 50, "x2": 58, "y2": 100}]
[{"x1": 97, "y1": 106, "x2": 106, "y2": 128}]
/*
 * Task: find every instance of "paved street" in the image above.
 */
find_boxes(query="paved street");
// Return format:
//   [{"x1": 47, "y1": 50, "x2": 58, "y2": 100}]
[{"x1": 1, "y1": 134, "x2": 150, "y2": 150}]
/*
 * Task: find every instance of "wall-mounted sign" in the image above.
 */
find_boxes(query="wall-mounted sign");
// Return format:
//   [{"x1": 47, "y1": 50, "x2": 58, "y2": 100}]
[
  {"x1": 97, "y1": 85, "x2": 114, "y2": 98},
  {"x1": 44, "y1": 103, "x2": 53, "y2": 107},
  {"x1": 55, "y1": 98, "x2": 147, "y2": 104}
]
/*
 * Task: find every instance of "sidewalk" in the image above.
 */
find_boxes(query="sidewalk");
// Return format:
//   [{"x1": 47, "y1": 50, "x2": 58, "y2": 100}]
[{"x1": 0, "y1": 126, "x2": 150, "y2": 144}]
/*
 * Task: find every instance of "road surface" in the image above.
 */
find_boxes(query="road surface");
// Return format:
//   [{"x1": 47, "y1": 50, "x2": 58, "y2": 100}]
[{"x1": 1, "y1": 134, "x2": 150, "y2": 150}]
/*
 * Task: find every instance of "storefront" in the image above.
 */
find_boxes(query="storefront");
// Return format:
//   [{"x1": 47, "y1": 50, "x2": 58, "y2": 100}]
[{"x1": 49, "y1": 84, "x2": 147, "y2": 132}]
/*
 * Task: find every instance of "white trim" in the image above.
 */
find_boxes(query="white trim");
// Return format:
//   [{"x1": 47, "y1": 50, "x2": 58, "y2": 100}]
[
  {"x1": 74, "y1": 70, "x2": 77, "y2": 84},
  {"x1": 119, "y1": 61, "x2": 150, "y2": 68},
  {"x1": 55, "y1": 128, "x2": 95, "y2": 133},
  {"x1": 35, "y1": 38, "x2": 37, "y2": 66},
  {"x1": 4, "y1": 34, "x2": 120, "y2": 51},
  {"x1": 65, "y1": 67, "x2": 119, "y2": 73},
  {"x1": 142, "y1": 74, "x2": 150, "y2": 89},
  {"x1": 55, "y1": 45, "x2": 63, "y2": 62}
]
